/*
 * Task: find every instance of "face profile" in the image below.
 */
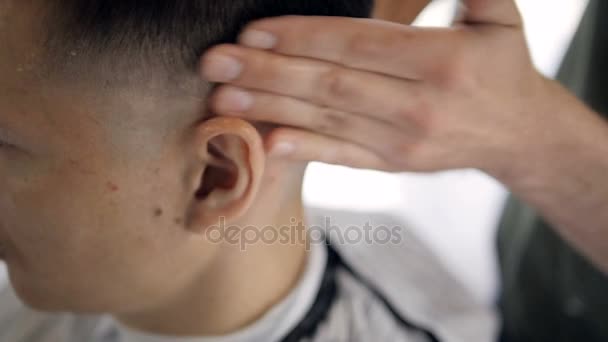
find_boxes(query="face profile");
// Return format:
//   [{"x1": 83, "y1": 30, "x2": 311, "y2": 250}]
[{"x1": 0, "y1": 0, "x2": 372, "y2": 326}]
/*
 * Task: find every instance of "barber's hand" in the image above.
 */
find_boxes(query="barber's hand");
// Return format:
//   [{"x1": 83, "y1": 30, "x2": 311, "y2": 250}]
[{"x1": 201, "y1": 0, "x2": 595, "y2": 177}]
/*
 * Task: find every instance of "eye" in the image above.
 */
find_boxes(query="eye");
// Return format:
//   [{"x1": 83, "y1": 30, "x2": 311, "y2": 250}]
[
  {"x1": 0, "y1": 127, "x2": 20, "y2": 150},
  {"x1": 0, "y1": 130, "x2": 16, "y2": 149},
  {"x1": 0, "y1": 139, "x2": 14, "y2": 149}
]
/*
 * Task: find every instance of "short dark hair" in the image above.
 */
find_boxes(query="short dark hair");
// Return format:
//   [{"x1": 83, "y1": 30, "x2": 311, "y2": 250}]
[{"x1": 43, "y1": 1, "x2": 374, "y2": 82}]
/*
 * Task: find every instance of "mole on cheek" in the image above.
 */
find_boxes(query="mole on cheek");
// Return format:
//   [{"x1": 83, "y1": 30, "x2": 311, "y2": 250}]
[
  {"x1": 174, "y1": 217, "x2": 183, "y2": 225},
  {"x1": 154, "y1": 207, "x2": 163, "y2": 217},
  {"x1": 106, "y1": 182, "x2": 119, "y2": 192}
]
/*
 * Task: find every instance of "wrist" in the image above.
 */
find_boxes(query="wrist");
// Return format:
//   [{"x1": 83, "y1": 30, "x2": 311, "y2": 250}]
[{"x1": 488, "y1": 81, "x2": 608, "y2": 198}]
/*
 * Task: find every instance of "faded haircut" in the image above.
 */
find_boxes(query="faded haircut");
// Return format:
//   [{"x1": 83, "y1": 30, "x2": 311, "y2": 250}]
[{"x1": 42, "y1": 1, "x2": 374, "y2": 83}]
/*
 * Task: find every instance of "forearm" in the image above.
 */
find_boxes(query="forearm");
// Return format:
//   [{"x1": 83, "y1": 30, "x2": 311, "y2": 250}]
[{"x1": 498, "y1": 82, "x2": 608, "y2": 273}]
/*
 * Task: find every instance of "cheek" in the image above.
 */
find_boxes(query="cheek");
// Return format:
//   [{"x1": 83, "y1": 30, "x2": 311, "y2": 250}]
[
  {"x1": 1, "y1": 165, "x2": 133, "y2": 295},
  {"x1": 1, "y1": 154, "x2": 203, "y2": 312},
  {"x1": 2, "y1": 164, "x2": 111, "y2": 262},
  {"x1": 1, "y1": 172, "x2": 119, "y2": 310}
]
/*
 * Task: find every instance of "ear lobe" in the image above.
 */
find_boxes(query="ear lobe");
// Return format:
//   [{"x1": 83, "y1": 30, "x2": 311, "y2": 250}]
[{"x1": 186, "y1": 117, "x2": 265, "y2": 232}]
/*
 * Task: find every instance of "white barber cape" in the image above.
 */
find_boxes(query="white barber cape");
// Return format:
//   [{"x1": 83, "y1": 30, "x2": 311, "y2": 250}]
[{"x1": 0, "y1": 208, "x2": 497, "y2": 342}]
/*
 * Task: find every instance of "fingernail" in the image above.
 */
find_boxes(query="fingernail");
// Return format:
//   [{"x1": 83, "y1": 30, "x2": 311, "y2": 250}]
[
  {"x1": 203, "y1": 54, "x2": 243, "y2": 82},
  {"x1": 270, "y1": 142, "x2": 296, "y2": 157},
  {"x1": 216, "y1": 87, "x2": 253, "y2": 112},
  {"x1": 239, "y1": 30, "x2": 277, "y2": 49}
]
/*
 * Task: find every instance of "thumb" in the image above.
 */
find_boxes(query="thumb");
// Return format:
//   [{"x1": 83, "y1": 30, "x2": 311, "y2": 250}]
[{"x1": 460, "y1": 0, "x2": 522, "y2": 27}]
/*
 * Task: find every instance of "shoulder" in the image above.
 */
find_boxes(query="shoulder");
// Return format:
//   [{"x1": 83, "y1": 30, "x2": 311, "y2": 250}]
[{"x1": 305, "y1": 207, "x2": 499, "y2": 342}]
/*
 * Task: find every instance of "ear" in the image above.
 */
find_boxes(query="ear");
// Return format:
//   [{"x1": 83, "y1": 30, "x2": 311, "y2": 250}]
[{"x1": 184, "y1": 117, "x2": 265, "y2": 232}]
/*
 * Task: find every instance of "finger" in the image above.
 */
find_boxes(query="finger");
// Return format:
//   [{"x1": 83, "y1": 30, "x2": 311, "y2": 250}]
[
  {"x1": 210, "y1": 85, "x2": 418, "y2": 155},
  {"x1": 202, "y1": 45, "x2": 426, "y2": 128},
  {"x1": 461, "y1": 0, "x2": 522, "y2": 27},
  {"x1": 237, "y1": 16, "x2": 459, "y2": 80},
  {"x1": 266, "y1": 127, "x2": 397, "y2": 172}
]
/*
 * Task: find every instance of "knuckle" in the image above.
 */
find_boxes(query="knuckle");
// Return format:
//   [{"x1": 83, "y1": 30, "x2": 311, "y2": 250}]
[
  {"x1": 395, "y1": 99, "x2": 435, "y2": 133},
  {"x1": 414, "y1": 109, "x2": 436, "y2": 137},
  {"x1": 317, "y1": 67, "x2": 353, "y2": 104},
  {"x1": 395, "y1": 105, "x2": 416, "y2": 123},
  {"x1": 266, "y1": 127, "x2": 292, "y2": 145},
  {"x1": 344, "y1": 32, "x2": 380, "y2": 62},
  {"x1": 386, "y1": 141, "x2": 422, "y2": 169},
  {"x1": 261, "y1": 56, "x2": 285, "y2": 82},
  {"x1": 431, "y1": 44, "x2": 471, "y2": 90},
  {"x1": 387, "y1": 142, "x2": 413, "y2": 162},
  {"x1": 378, "y1": 148, "x2": 409, "y2": 170},
  {"x1": 243, "y1": 51, "x2": 285, "y2": 86},
  {"x1": 435, "y1": 61, "x2": 466, "y2": 90},
  {"x1": 314, "y1": 108, "x2": 349, "y2": 133}
]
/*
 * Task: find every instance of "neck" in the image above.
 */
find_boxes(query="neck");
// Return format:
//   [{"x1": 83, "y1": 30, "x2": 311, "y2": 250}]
[{"x1": 118, "y1": 162, "x2": 309, "y2": 336}]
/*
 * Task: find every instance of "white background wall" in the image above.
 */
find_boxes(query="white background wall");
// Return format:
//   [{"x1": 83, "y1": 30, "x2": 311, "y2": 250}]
[{"x1": 304, "y1": 0, "x2": 589, "y2": 306}]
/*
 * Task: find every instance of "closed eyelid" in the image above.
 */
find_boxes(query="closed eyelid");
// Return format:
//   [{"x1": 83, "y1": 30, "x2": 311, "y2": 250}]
[
  {"x1": 0, "y1": 124, "x2": 24, "y2": 150},
  {"x1": 0, "y1": 126, "x2": 14, "y2": 144}
]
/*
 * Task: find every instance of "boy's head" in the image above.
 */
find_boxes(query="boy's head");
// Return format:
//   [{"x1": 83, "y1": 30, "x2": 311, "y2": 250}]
[{"x1": 0, "y1": 0, "x2": 372, "y2": 314}]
